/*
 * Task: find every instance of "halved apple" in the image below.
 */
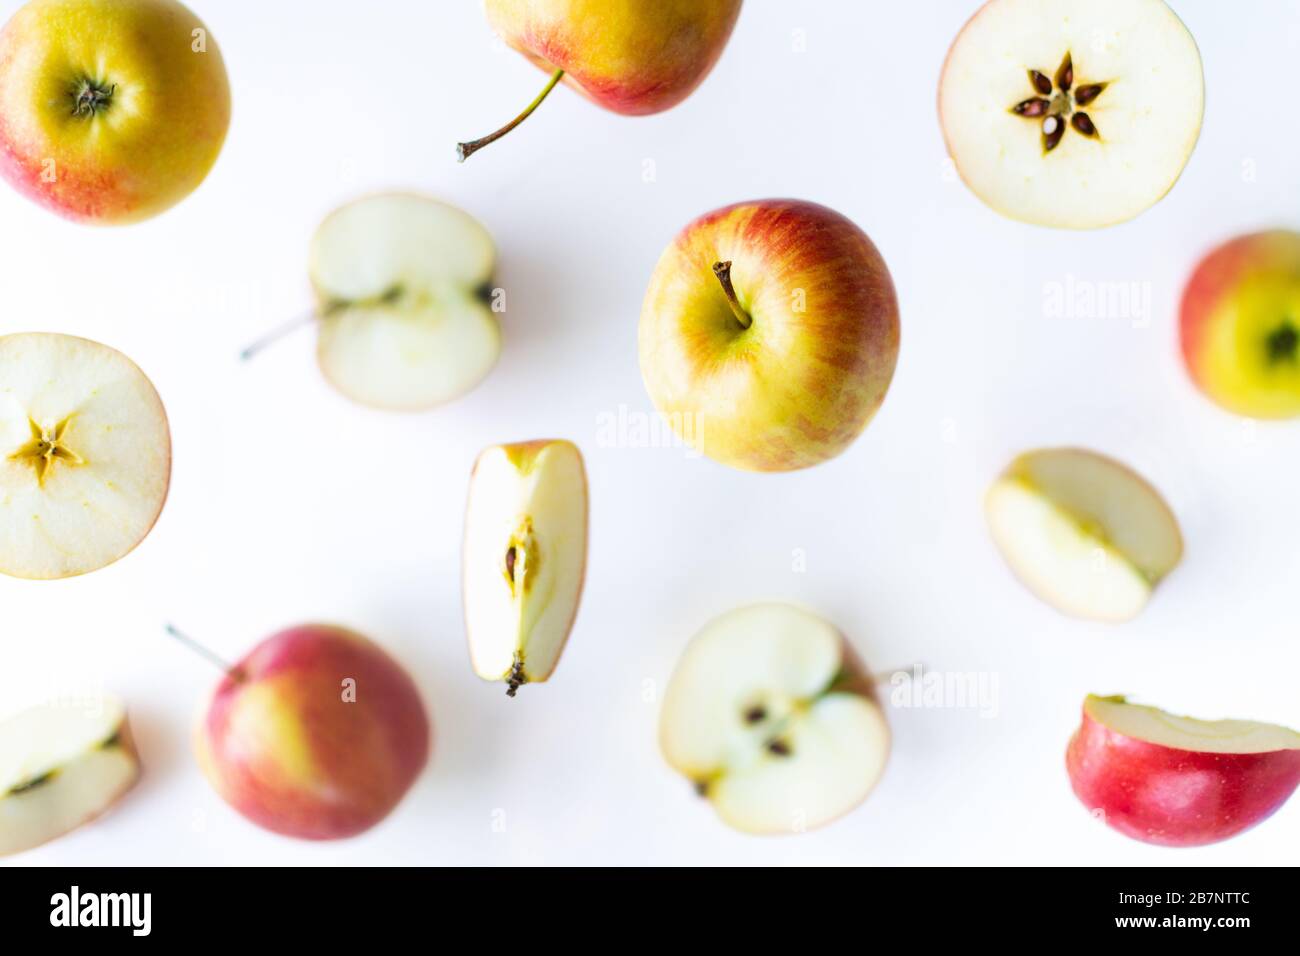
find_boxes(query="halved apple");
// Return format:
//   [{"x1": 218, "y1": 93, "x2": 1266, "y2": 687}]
[
  {"x1": 310, "y1": 193, "x2": 500, "y2": 411},
  {"x1": 986, "y1": 448, "x2": 1182, "y2": 622},
  {"x1": 0, "y1": 332, "x2": 171, "y2": 579},
  {"x1": 660, "y1": 603, "x2": 890, "y2": 835},
  {"x1": 940, "y1": 0, "x2": 1204, "y2": 228},
  {"x1": 463, "y1": 440, "x2": 588, "y2": 695},
  {"x1": 1068, "y1": 694, "x2": 1300, "y2": 847},
  {"x1": 0, "y1": 697, "x2": 141, "y2": 857}
]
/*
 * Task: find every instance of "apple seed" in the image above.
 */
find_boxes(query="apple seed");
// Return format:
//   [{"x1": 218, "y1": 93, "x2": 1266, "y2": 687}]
[{"x1": 1010, "y1": 52, "x2": 1109, "y2": 153}]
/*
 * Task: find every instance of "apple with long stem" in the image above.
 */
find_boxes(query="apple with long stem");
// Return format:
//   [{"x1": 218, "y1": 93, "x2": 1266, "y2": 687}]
[
  {"x1": 660, "y1": 603, "x2": 890, "y2": 835},
  {"x1": 0, "y1": 0, "x2": 230, "y2": 224},
  {"x1": 0, "y1": 697, "x2": 141, "y2": 857},
  {"x1": 639, "y1": 199, "x2": 900, "y2": 472},
  {"x1": 1067, "y1": 694, "x2": 1300, "y2": 847},
  {"x1": 0, "y1": 332, "x2": 171, "y2": 579},
  {"x1": 463, "y1": 439, "x2": 588, "y2": 696},
  {"x1": 457, "y1": 0, "x2": 742, "y2": 161},
  {"x1": 241, "y1": 193, "x2": 501, "y2": 411},
  {"x1": 171, "y1": 623, "x2": 430, "y2": 840}
]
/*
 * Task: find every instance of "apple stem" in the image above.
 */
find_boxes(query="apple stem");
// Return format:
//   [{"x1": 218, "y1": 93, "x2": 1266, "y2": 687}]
[
  {"x1": 239, "y1": 311, "x2": 317, "y2": 362},
  {"x1": 165, "y1": 624, "x2": 244, "y2": 683},
  {"x1": 712, "y1": 261, "x2": 752, "y2": 330},
  {"x1": 457, "y1": 68, "x2": 565, "y2": 163}
]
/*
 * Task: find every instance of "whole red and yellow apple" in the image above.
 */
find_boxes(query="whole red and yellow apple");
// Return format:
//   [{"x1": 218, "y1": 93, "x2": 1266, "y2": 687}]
[
  {"x1": 458, "y1": 0, "x2": 742, "y2": 160},
  {"x1": 1180, "y1": 230, "x2": 1300, "y2": 419},
  {"x1": 196, "y1": 625, "x2": 430, "y2": 841},
  {"x1": 1067, "y1": 694, "x2": 1300, "y2": 847},
  {"x1": 0, "y1": 0, "x2": 230, "y2": 224},
  {"x1": 638, "y1": 199, "x2": 900, "y2": 472}
]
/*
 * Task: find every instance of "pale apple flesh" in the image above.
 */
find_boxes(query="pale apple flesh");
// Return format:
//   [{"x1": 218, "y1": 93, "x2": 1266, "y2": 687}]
[
  {"x1": 0, "y1": 333, "x2": 171, "y2": 579},
  {"x1": 660, "y1": 603, "x2": 890, "y2": 835},
  {"x1": 310, "y1": 194, "x2": 501, "y2": 411},
  {"x1": 639, "y1": 199, "x2": 900, "y2": 472},
  {"x1": 0, "y1": 697, "x2": 140, "y2": 857},
  {"x1": 939, "y1": 0, "x2": 1204, "y2": 229},
  {"x1": 463, "y1": 440, "x2": 588, "y2": 695},
  {"x1": 195, "y1": 625, "x2": 430, "y2": 841},
  {"x1": 0, "y1": 0, "x2": 230, "y2": 224},
  {"x1": 1180, "y1": 230, "x2": 1300, "y2": 419},
  {"x1": 986, "y1": 448, "x2": 1182, "y2": 622},
  {"x1": 1067, "y1": 695, "x2": 1300, "y2": 847}
]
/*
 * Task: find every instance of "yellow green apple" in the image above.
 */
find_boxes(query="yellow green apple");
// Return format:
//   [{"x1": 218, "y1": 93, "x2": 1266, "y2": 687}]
[
  {"x1": 0, "y1": 0, "x2": 230, "y2": 224},
  {"x1": 1180, "y1": 230, "x2": 1300, "y2": 419},
  {"x1": 458, "y1": 0, "x2": 742, "y2": 160},
  {"x1": 195, "y1": 624, "x2": 430, "y2": 841},
  {"x1": 638, "y1": 199, "x2": 900, "y2": 472}
]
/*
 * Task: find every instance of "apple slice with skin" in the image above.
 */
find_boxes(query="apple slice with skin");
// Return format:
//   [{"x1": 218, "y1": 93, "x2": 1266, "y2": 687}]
[
  {"x1": 0, "y1": 332, "x2": 170, "y2": 579},
  {"x1": 940, "y1": 0, "x2": 1204, "y2": 228},
  {"x1": 660, "y1": 603, "x2": 890, "y2": 835},
  {"x1": 463, "y1": 440, "x2": 588, "y2": 696},
  {"x1": 986, "y1": 448, "x2": 1182, "y2": 622},
  {"x1": 1068, "y1": 694, "x2": 1300, "y2": 847},
  {"x1": 0, "y1": 697, "x2": 141, "y2": 857},
  {"x1": 306, "y1": 193, "x2": 500, "y2": 411}
]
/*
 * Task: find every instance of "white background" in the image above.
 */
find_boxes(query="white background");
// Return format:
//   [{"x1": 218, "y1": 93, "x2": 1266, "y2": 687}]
[{"x1": 2, "y1": 0, "x2": 1298, "y2": 866}]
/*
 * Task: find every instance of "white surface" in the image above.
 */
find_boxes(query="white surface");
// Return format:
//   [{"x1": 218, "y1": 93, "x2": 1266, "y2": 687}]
[{"x1": 1, "y1": 0, "x2": 1297, "y2": 866}]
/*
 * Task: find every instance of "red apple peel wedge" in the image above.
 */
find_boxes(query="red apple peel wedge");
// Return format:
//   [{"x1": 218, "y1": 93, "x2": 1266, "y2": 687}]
[{"x1": 1067, "y1": 695, "x2": 1300, "y2": 847}]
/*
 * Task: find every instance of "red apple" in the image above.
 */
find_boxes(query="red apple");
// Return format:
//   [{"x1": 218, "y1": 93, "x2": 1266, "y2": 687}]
[
  {"x1": 1180, "y1": 230, "x2": 1300, "y2": 419},
  {"x1": 638, "y1": 199, "x2": 900, "y2": 472},
  {"x1": 0, "y1": 0, "x2": 230, "y2": 224},
  {"x1": 1067, "y1": 694, "x2": 1300, "y2": 847},
  {"x1": 195, "y1": 625, "x2": 430, "y2": 841},
  {"x1": 458, "y1": 0, "x2": 742, "y2": 160}
]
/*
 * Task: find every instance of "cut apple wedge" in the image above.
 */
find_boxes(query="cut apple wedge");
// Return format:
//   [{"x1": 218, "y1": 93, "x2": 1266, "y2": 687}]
[
  {"x1": 940, "y1": 0, "x2": 1204, "y2": 228},
  {"x1": 310, "y1": 193, "x2": 500, "y2": 411},
  {"x1": 660, "y1": 603, "x2": 889, "y2": 835},
  {"x1": 986, "y1": 448, "x2": 1182, "y2": 622},
  {"x1": 0, "y1": 697, "x2": 141, "y2": 857},
  {"x1": 0, "y1": 333, "x2": 171, "y2": 579},
  {"x1": 463, "y1": 440, "x2": 588, "y2": 695},
  {"x1": 1068, "y1": 694, "x2": 1300, "y2": 847}
]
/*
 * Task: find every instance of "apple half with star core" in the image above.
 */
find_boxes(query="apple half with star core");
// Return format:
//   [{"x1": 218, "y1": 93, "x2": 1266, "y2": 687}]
[
  {"x1": 463, "y1": 440, "x2": 588, "y2": 696},
  {"x1": 458, "y1": 0, "x2": 742, "y2": 160},
  {"x1": 195, "y1": 624, "x2": 430, "y2": 841},
  {"x1": 939, "y1": 0, "x2": 1204, "y2": 228},
  {"x1": 0, "y1": 696, "x2": 141, "y2": 857},
  {"x1": 660, "y1": 603, "x2": 890, "y2": 835},
  {"x1": 1180, "y1": 230, "x2": 1300, "y2": 419},
  {"x1": 639, "y1": 199, "x2": 900, "y2": 472},
  {"x1": 986, "y1": 448, "x2": 1182, "y2": 623},
  {"x1": 305, "y1": 193, "x2": 501, "y2": 411},
  {"x1": 0, "y1": 0, "x2": 230, "y2": 224},
  {"x1": 1067, "y1": 694, "x2": 1300, "y2": 847},
  {"x1": 0, "y1": 333, "x2": 170, "y2": 579}
]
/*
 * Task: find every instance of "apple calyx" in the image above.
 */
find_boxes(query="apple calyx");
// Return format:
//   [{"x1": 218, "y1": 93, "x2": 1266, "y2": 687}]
[
  {"x1": 9, "y1": 415, "x2": 84, "y2": 486},
  {"x1": 70, "y1": 79, "x2": 115, "y2": 119},
  {"x1": 1009, "y1": 52, "x2": 1107, "y2": 153},
  {"x1": 1266, "y1": 320, "x2": 1299, "y2": 365},
  {"x1": 457, "y1": 68, "x2": 565, "y2": 163},
  {"x1": 711, "y1": 260, "x2": 752, "y2": 330}
]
